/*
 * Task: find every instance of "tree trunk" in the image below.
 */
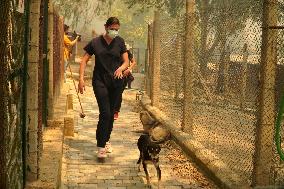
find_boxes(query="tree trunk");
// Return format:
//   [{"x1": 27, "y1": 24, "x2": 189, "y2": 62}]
[
  {"x1": 150, "y1": 11, "x2": 161, "y2": 107},
  {"x1": 252, "y1": 0, "x2": 278, "y2": 186},
  {"x1": 182, "y1": 0, "x2": 196, "y2": 132},
  {"x1": 0, "y1": 0, "x2": 10, "y2": 188}
]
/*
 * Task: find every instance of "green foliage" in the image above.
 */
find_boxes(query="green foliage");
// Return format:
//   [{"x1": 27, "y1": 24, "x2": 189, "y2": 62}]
[
  {"x1": 195, "y1": 0, "x2": 262, "y2": 61},
  {"x1": 53, "y1": 0, "x2": 114, "y2": 27},
  {"x1": 123, "y1": 0, "x2": 185, "y2": 17},
  {"x1": 53, "y1": 0, "x2": 262, "y2": 51},
  {"x1": 53, "y1": 0, "x2": 153, "y2": 47},
  {"x1": 110, "y1": 1, "x2": 153, "y2": 46},
  {"x1": 194, "y1": 0, "x2": 263, "y2": 91}
]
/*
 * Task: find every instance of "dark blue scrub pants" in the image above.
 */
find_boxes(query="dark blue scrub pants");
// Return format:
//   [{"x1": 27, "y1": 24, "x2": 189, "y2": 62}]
[{"x1": 93, "y1": 78, "x2": 123, "y2": 148}]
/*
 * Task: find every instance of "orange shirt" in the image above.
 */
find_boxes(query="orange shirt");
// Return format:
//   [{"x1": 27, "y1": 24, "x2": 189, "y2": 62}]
[{"x1": 64, "y1": 34, "x2": 73, "y2": 60}]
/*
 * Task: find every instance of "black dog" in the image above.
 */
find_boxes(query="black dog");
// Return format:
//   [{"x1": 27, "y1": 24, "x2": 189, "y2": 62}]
[{"x1": 137, "y1": 134, "x2": 161, "y2": 188}]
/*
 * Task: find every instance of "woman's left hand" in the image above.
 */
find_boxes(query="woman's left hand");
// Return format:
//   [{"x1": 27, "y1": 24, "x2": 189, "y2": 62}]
[
  {"x1": 123, "y1": 68, "x2": 130, "y2": 77},
  {"x1": 114, "y1": 67, "x2": 123, "y2": 79}
]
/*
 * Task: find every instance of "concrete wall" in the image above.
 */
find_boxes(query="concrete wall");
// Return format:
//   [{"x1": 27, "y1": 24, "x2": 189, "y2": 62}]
[{"x1": 27, "y1": 0, "x2": 41, "y2": 181}]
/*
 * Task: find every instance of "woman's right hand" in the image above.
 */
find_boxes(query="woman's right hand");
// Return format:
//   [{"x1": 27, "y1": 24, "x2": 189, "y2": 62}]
[
  {"x1": 78, "y1": 79, "x2": 85, "y2": 94},
  {"x1": 114, "y1": 67, "x2": 124, "y2": 79}
]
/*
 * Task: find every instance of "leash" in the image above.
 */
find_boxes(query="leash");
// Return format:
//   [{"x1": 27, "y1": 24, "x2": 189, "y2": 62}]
[{"x1": 68, "y1": 64, "x2": 86, "y2": 118}]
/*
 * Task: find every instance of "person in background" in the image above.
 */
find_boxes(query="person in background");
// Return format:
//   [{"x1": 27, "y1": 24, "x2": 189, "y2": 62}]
[
  {"x1": 64, "y1": 24, "x2": 79, "y2": 82},
  {"x1": 113, "y1": 44, "x2": 136, "y2": 120},
  {"x1": 125, "y1": 44, "x2": 136, "y2": 89},
  {"x1": 78, "y1": 17, "x2": 129, "y2": 159}
]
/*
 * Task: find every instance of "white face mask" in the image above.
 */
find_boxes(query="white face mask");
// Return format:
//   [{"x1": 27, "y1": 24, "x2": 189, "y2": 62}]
[{"x1": 107, "y1": 29, "x2": 119, "y2": 39}]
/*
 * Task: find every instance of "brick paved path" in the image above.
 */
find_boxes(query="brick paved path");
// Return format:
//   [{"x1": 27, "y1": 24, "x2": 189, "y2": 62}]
[{"x1": 61, "y1": 76, "x2": 217, "y2": 189}]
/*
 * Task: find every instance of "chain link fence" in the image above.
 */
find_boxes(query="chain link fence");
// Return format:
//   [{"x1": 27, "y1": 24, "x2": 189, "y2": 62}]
[
  {"x1": 53, "y1": 11, "x2": 64, "y2": 101},
  {"x1": 145, "y1": 0, "x2": 284, "y2": 187},
  {"x1": 159, "y1": 16, "x2": 185, "y2": 127},
  {"x1": 0, "y1": 0, "x2": 28, "y2": 188},
  {"x1": 38, "y1": 0, "x2": 47, "y2": 156},
  {"x1": 0, "y1": 0, "x2": 64, "y2": 187}
]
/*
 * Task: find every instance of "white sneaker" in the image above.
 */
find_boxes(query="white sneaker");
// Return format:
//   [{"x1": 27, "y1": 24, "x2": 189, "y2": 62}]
[
  {"x1": 105, "y1": 142, "x2": 113, "y2": 153},
  {"x1": 97, "y1": 147, "x2": 107, "y2": 158}
]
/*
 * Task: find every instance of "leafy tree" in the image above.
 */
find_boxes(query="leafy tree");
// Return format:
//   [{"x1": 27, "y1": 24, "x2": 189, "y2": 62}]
[
  {"x1": 53, "y1": 0, "x2": 152, "y2": 48},
  {"x1": 53, "y1": 0, "x2": 114, "y2": 27},
  {"x1": 194, "y1": 0, "x2": 262, "y2": 93},
  {"x1": 195, "y1": 0, "x2": 262, "y2": 76},
  {"x1": 110, "y1": 1, "x2": 153, "y2": 46},
  {"x1": 123, "y1": 0, "x2": 262, "y2": 93},
  {"x1": 123, "y1": 0, "x2": 185, "y2": 17}
]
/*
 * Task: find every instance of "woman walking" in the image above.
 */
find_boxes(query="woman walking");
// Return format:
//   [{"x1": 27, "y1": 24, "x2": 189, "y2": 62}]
[{"x1": 78, "y1": 17, "x2": 129, "y2": 158}]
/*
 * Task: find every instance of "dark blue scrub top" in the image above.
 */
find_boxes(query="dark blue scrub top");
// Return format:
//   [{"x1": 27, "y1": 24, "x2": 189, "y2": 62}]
[{"x1": 84, "y1": 35, "x2": 127, "y2": 86}]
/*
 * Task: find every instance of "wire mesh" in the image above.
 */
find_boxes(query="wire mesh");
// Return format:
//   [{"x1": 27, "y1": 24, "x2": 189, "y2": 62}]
[
  {"x1": 145, "y1": 0, "x2": 284, "y2": 187},
  {"x1": 38, "y1": 0, "x2": 45, "y2": 156},
  {"x1": 53, "y1": 12, "x2": 64, "y2": 100},
  {"x1": 270, "y1": 0, "x2": 284, "y2": 185},
  {"x1": 159, "y1": 15, "x2": 185, "y2": 127},
  {"x1": 145, "y1": 24, "x2": 153, "y2": 97},
  {"x1": 189, "y1": 1, "x2": 262, "y2": 186},
  {"x1": 0, "y1": 0, "x2": 27, "y2": 188}
]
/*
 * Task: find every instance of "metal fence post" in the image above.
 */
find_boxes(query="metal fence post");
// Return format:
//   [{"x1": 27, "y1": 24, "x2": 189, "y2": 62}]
[
  {"x1": 174, "y1": 16, "x2": 183, "y2": 99},
  {"x1": 59, "y1": 16, "x2": 64, "y2": 92},
  {"x1": 42, "y1": 0, "x2": 49, "y2": 127},
  {"x1": 52, "y1": 11, "x2": 61, "y2": 103},
  {"x1": 149, "y1": 24, "x2": 154, "y2": 99},
  {"x1": 47, "y1": 2, "x2": 54, "y2": 120},
  {"x1": 151, "y1": 11, "x2": 161, "y2": 107},
  {"x1": 252, "y1": 0, "x2": 278, "y2": 186},
  {"x1": 145, "y1": 24, "x2": 151, "y2": 96},
  {"x1": 181, "y1": 0, "x2": 195, "y2": 132},
  {"x1": 23, "y1": 0, "x2": 32, "y2": 186},
  {"x1": 144, "y1": 47, "x2": 148, "y2": 91}
]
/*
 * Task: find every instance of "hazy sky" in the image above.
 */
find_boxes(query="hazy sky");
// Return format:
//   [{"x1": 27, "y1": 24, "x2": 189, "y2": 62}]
[
  {"x1": 65, "y1": 17, "x2": 106, "y2": 39},
  {"x1": 62, "y1": 0, "x2": 109, "y2": 38},
  {"x1": 88, "y1": 18, "x2": 106, "y2": 34}
]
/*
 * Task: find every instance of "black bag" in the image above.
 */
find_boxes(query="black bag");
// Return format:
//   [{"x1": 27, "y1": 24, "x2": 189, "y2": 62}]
[{"x1": 128, "y1": 73, "x2": 134, "y2": 82}]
